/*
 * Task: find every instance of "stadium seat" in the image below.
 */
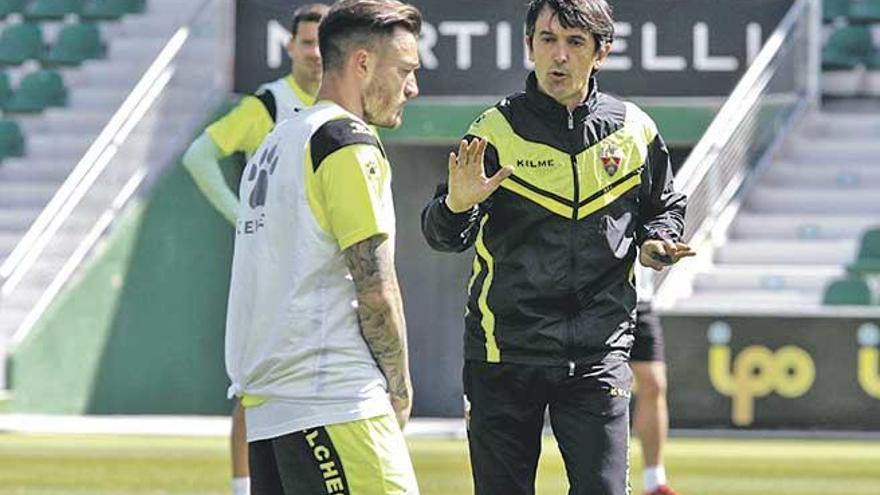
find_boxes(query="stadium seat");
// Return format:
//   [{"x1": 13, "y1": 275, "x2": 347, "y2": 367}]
[
  {"x1": 849, "y1": 0, "x2": 880, "y2": 24},
  {"x1": 3, "y1": 69, "x2": 67, "y2": 113},
  {"x1": 42, "y1": 23, "x2": 106, "y2": 66},
  {"x1": 848, "y1": 229, "x2": 880, "y2": 275},
  {"x1": 0, "y1": 23, "x2": 44, "y2": 66},
  {"x1": 0, "y1": 0, "x2": 26, "y2": 17},
  {"x1": 23, "y1": 0, "x2": 84, "y2": 20},
  {"x1": 823, "y1": 277, "x2": 873, "y2": 305},
  {"x1": 0, "y1": 119, "x2": 25, "y2": 159},
  {"x1": 81, "y1": 0, "x2": 144, "y2": 20},
  {"x1": 822, "y1": 26, "x2": 873, "y2": 97},
  {"x1": 825, "y1": 26, "x2": 875, "y2": 62},
  {"x1": 0, "y1": 72, "x2": 11, "y2": 108},
  {"x1": 823, "y1": 0, "x2": 851, "y2": 23}
]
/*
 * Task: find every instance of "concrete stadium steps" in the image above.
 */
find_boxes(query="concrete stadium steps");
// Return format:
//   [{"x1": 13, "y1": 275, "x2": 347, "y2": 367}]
[
  {"x1": 785, "y1": 136, "x2": 880, "y2": 162},
  {"x1": 693, "y1": 266, "x2": 843, "y2": 292},
  {"x1": 0, "y1": 158, "x2": 76, "y2": 182},
  {"x1": 0, "y1": 183, "x2": 64, "y2": 208},
  {"x1": 0, "y1": 231, "x2": 20, "y2": 260},
  {"x1": 68, "y1": 87, "x2": 130, "y2": 112},
  {"x1": 676, "y1": 290, "x2": 823, "y2": 311},
  {"x1": 800, "y1": 114, "x2": 880, "y2": 139},
  {"x1": 731, "y1": 213, "x2": 879, "y2": 240},
  {"x1": 14, "y1": 110, "x2": 110, "y2": 135},
  {"x1": 715, "y1": 239, "x2": 858, "y2": 265},
  {"x1": 0, "y1": 209, "x2": 40, "y2": 232},
  {"x1": 671, "y1": 104, "x2": 880, "y2": 311},
  {"x1": 23, "y1": 135, "x2": 97, "y2": 161},
  {"x1": 745, "y1": 186, "x2": 880, "y2": 214},
  {"x1": 762, "y1": 162, "x2": 880, "y2": 187}
]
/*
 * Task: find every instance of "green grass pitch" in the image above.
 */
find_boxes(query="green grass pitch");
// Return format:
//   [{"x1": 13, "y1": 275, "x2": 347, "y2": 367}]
[{"x1": 0, "y1": 433, "x2": 878, "y2": 494}]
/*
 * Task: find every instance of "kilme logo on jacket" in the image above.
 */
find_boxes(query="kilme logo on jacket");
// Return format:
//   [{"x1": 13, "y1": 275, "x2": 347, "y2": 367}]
[
  {"x1": 600, "y1": 145, "x2": 625, "y2": 176},
  {"x1": 516, "y1": 158, "x2": 556, "y2": 168}
]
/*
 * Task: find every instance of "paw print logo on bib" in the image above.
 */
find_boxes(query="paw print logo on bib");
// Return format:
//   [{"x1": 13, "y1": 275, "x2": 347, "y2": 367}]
[{"x1": 247, "y1": 143, "x2": 280, "y2": 209}]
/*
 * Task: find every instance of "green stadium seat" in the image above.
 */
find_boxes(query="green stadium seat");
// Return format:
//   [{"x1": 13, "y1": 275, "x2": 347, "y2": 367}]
[
  {"x1": 824, "y1": 26, "x2": 875, "y2": 63},
  {"x1": 0, "y1": 119, "x2": 25, "y2": 159},
  {"x1": 23, "y1": 0, "x2": 83, "y2": 20},
  {"x1": 3, "y1": 69, "x2": 67, "y2": 113},
  {"x1": 824, "y1": 0, "x2": 850, "y2": 23},
  {"x1": 0, "y1": 0, "x2": 26, "y2": 17},
  {"x1": 0, "y1": 23, "x2": 44, "y2": 66},
  {"x1": 0, "y1": 72, "x2": 11, "y2": 108},
  {"x1": 822, "y1": 46, "x2": 860, "y2": 70},
  {"x1": 823, "y1": 277, "x2": 873, "y2": 306},
  {"x1": 848, "y1": 229, "x2": 880, "y2": 275},
  {"x1": 81, "y1": 0, "x2": 144, "y2": 20},
  {"x1": 849, "y1": 0, "x2": 880, "y2": 24},
  {"x1": 42, "y1": 23, "x2": 106, "y2": 66}
]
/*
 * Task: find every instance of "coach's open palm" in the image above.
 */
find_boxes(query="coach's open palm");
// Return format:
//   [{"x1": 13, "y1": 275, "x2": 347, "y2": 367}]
[{"x1": 445, "y1": 138, "x2": 514, "y2": 213}]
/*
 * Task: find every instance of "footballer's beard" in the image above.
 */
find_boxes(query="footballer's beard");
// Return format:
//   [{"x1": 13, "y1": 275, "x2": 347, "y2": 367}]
[{"x1": 362, "y1": 79, "x2": 402, "y2": 129}]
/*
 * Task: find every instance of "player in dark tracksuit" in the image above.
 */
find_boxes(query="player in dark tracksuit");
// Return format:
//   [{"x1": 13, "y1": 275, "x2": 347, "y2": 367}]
[{"x1": 420, "y1": 1, "x2": 693, "y2": 494}]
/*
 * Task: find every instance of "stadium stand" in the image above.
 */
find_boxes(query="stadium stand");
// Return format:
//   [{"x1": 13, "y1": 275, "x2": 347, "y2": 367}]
[
  {"x1": 849, "y1": 0, "x2": 880, "y2": 25},
  {"x1": 848, "y1": 228, "x2": 880, "y2": 276},
  {"x1": 824, "y1": 0, "x2": 850, "y2": 24},
  {"x1": 822, "y1": 0, "x2": 880, "y2": 97},
  {"x1": 0, "y1": 0, "x2": 225, "y2": 382},
  {"x1": 823, "y1": 277, "x2": 874, "y2": 305},
  {"x1": 23, "y1": 0, "x2": 84, "y2": 21},
  {"x1": 0, "y1": 22, "x2": 44, "y2": 65},
  {"x1": 0, "y1": 71, "x2": 11, "y2": 106},
  {"x1": 661, "y1": 0, "x2": 880, "y2": 311},
  {"x1": 3, "y1": 69, "x2": 67, "y2": 112},
  {"x1": 678, "y1": 107, "x2": 880, "y2": 309},
  {"x1": 0, "y1": 119, "x2": 24, "y2": 158},
  {"x1": 42, "y1": 22, "x2": 106, "y2": 66},
  {"x1": 0, "y1": 0, "x2": 25, "y2": 18},
  {"x1": 81, "y1": 0, "x2": 144, "y2": 20}
]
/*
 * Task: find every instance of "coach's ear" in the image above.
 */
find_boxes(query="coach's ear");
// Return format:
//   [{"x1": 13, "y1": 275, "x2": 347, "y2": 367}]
[
  {"x1": 525, "y1": 35, "x2": 535, "y2": 63},
  {"x1": 593, "y1": 41, "x2": 612, "y2": 70}
]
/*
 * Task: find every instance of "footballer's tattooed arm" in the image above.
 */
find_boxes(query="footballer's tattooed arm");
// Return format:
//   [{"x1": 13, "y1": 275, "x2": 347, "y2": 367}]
[{"x1": 343, "y1": 235, "x2": 413, "y2": 427}]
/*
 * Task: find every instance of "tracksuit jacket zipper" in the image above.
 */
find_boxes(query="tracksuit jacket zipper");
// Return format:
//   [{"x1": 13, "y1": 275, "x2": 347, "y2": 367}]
[{"x1": 567, "y1": 109, "x2": 577, "y2": 377}]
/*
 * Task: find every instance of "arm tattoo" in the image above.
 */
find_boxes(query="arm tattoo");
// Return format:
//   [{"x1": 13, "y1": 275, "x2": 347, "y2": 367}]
[{"x1": 343, "y1": 235, "x2": 411, "y2": 402}]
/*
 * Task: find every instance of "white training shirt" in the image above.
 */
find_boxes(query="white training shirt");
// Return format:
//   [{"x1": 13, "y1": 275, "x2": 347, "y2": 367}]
[{"x1": 225, "y1": 101, "x2": 396, "y2": 442}]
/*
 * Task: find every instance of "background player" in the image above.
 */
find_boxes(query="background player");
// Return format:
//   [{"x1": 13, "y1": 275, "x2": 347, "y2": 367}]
[{"x1": 633, "y1": 266, "x2": 681, "y2": 495}]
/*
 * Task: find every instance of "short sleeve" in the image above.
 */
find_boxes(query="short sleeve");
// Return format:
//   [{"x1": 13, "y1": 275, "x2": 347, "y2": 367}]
[
  {"x1": 206, "y1": 95, "x2": 274, "y2": 157},
  {"x1": 315, "y1": 144, "x2": 392, "y2": 251}
]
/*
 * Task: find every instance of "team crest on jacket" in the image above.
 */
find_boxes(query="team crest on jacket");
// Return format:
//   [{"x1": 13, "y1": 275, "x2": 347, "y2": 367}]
[{"x1": 600, "y1": 145, "x2": 624, "y2": 177}]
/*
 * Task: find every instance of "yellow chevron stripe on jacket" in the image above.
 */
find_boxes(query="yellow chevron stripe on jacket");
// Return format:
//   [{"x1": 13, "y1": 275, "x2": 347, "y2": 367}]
[{"x1": 467, "y1": 102, "x2": 658, "y2": 220}]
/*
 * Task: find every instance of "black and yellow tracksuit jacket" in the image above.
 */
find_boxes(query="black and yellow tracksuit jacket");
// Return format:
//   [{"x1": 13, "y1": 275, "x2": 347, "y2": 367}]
[{"x1": 421, "y1": 73, "x2": 687, "y2": 370}]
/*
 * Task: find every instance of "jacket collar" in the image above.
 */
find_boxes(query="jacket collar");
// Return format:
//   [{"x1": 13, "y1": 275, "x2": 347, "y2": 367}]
[{"x1": 524, "y1": 71, "x2": 599, "y2": 124}]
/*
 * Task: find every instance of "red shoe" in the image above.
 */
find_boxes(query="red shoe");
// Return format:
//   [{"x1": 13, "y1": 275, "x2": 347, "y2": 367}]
[{"x1": 644, "y1": 486, "x2": 680, "y2": 495}]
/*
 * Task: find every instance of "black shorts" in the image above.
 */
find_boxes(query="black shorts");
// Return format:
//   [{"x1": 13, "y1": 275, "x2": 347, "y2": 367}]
[
  {"x1": 631, "y1": 305, "x2": 665, "y2": 363},
  {"x1": 463, "y1": 359, "x2": 632, "y2": 495},
  {"x1": 248, "y1": 415, "x2": 418, "y2": 495}
]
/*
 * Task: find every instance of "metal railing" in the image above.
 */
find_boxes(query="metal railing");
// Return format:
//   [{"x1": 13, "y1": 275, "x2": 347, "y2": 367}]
[
  {"x1": 0, "y1": 0, "x2": 232, "y2": 367},
  {"x1": 654, "y1": 0, "x2": 821, "y2": 304}
]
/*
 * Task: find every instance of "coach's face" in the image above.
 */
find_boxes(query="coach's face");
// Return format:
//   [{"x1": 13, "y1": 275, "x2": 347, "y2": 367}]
[
  {"x1": 527, "y1": 5, "x2": 610, "y2": 109},
  {"x1": 362, "y1": 27, "x2": 420, "y2": 128}
]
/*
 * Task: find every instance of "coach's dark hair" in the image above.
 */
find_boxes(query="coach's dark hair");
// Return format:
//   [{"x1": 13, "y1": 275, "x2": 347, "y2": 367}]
[
  {"x1": 319, "y1": 0, "x2": 422, "y2": 73},
  {"x1": 291, "y1": 3, "x2": 329, "y2": 38},
  {"x1": 525, "y1": 0, "x2": 614, "y2": 49}
]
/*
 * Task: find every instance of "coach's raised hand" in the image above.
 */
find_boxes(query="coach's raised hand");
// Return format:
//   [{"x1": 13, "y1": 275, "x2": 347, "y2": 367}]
[{"x1": 444, "y1": 138, "x2": 514, "y2": 213}]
